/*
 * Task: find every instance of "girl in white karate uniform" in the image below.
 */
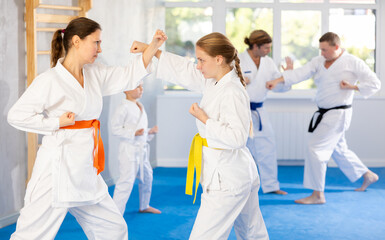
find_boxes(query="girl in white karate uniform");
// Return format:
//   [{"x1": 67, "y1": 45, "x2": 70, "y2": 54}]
[
  {"x1": 7, "y1": 17, "x2": 166, "y2": 240},
  {"x1": 239, "y1": 30, "x2": 291, "y2": 195},
  {"x1": 133, "y1": 32, "x2": 269, "y2": 240},
  {"x1": 111, "y1": 85, "x2": 161, "y2": 215},
  {"x1": 267, "y1": 32, "x2": 380, "y2": 204}
]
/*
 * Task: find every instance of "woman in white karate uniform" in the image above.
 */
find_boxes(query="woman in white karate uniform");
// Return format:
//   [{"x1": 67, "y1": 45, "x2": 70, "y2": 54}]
[
  {"x1": 239, "y1": 30, "x2": 291, "y2": 195},
  {"x1": 267, "y1": 32, "x2": 380, "y2": 204},
  {"x1": 7, "y1": 17, "x2": 166, "y2": 240},
  {"x1": 111, "y1": 85, "x2": 161, "y2": 215},
  {"x1": 134, "y1": 32, "x2": 269, "y2": 239}
]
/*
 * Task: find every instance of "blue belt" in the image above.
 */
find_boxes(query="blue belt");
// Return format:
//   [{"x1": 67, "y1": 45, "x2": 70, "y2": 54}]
[
  {"x1": 250, "y1": 102, "x2": 264, "y2": 131},
  {"x1": 308, "y1": 105, "x2": 352, "y2": 132}
]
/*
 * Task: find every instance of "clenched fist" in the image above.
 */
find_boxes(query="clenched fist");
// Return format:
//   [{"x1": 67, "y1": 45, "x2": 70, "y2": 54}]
[
  {"x1": 189, "y1": 103, "x2": 208, "y2": 124},
  {"x1": 59, "y1": 112, "x2": 75, "y2": 127}
]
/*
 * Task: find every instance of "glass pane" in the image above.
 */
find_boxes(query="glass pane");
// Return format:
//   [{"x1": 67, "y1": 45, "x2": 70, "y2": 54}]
[
  {"x1": 281, "y1": 10, "x2": 321, "y2": 89},
  {"x1": 279, "y1": 0, "x2": 323, "y2": 3},
  {"x1": 330, "y1": 0, "x2": 375, "y2": 3},
  {"x1": 165, "y1": 7, "x2": 212, "y2": 90},
  {"x1": 329, "y1": 8, "x2": 375, "y2": 71},
  {"x1": 226, "y1": 8, "x2": 273, "y2": 54},
  {"x1": 226, "y1": 0, "x2": 273, "y2": 2}
]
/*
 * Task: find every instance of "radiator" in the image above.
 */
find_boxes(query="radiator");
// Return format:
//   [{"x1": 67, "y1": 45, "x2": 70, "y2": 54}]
[{"x1": 267, "y1": 107, "x2": 314, "y2": 161}]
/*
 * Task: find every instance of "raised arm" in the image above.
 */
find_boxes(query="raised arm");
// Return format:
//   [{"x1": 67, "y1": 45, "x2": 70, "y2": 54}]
[
  {"x1": 141, "y1": 30, "x2": 167, "y2": 68},
  {"x1": 157, "y1": 51, "x2": 207, "y2": 92},
  {"x1": 266, "y1": 57, "x2": 319, "y2": 90}
]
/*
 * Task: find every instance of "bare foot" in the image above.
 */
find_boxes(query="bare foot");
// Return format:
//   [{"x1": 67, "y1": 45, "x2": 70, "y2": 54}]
[
  {"x1": 295, "y1": 191, "x2": 325, "y2": 204},
  {"x1": 355, "y1": 170, "x2": 379, "y2": 192},
  {"x1": 139, "y1": 206, "x2": 161, "y2": 214},
  {"x1": 272, "y1": 189, "x2": 288, "y2": 195}
]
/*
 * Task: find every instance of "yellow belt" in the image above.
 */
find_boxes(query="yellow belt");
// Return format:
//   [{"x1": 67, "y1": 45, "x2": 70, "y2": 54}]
[{"x1": 186, "y1": 133, "x2": 208, "y2": 204}]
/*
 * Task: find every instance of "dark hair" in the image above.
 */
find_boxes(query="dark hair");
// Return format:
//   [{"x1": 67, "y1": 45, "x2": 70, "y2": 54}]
[
  {"x1": 244, "y1": 30, "x2": 272, "y2": 49},
  {"x1": 50, "y1": 17, "x2": 101, "y2": 67},
  {"x1": 319, "y1": 32, "x2": 341, "y2": 47},
  {"x1": 196, "y1": 32, "x2": 246, "y2": 87}
]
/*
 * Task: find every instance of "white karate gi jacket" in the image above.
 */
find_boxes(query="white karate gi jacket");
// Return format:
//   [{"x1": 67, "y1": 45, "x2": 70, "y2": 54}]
[
  {"x1": 110, "y1": 100, "x2": 154, "y2": 181},
  {"x1": 157, "y1": 52, "x2": 258, "y2": 194},
  {"x1": 8, "y1": 56, "x2": 150, "y2": 207},
  {"x1": 239, "y1": 51, "x2": 288, "y2": 103},
  {"x1": 282, "y1": 50, "x2": 381, "y2": 107}
]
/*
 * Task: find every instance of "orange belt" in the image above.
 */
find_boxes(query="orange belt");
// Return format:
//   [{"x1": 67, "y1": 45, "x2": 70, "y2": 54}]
[{"x1": 60, "y1": 119, "x2": 105, "y2": 175}]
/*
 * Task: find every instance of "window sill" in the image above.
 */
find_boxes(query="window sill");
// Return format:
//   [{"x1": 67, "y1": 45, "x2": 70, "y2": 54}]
[{"x1": 160, "y1": 89, "x2": 385, "y2": 101}]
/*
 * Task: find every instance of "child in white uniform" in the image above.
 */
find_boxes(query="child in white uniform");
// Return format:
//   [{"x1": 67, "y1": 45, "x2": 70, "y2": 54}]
[
  {"x1": 267, "y1": 32, "x2": 380, "y2": 204},
  {"x1": 111, "y1": 84, "x2": 161, "y2": 214},
  {"x1": 132, "y1": 32, "x2": 269, "y2": 240},
  {"x1": 7, "y1": 17, "x2": 166, "y2": 239}
]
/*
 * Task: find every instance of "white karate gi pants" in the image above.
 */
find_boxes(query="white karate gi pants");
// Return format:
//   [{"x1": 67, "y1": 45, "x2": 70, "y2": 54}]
[
  {"x1": 10, "y1": 171, "x2": 127, "y2": 240},
  {"x1": 189, "y1": 178, "x2": 269, "y2": 240},
  {"x1": 113, "y1": 157, "x2": 153, "y2": 214},
  {"x1": 247, "y1": 108, "x2": 280, "y2": 193},
  {"x1": 304, "y1": 108, "x2": 368, "y2": 191}
]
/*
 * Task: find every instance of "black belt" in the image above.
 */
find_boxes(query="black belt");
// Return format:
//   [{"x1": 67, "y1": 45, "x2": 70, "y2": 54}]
[
  {"x1": 308, "y1": 105, "x2": 352, "y2": 133},
  {"x1": 250, "y1": 102, "x2": 264, "y2": 131}
]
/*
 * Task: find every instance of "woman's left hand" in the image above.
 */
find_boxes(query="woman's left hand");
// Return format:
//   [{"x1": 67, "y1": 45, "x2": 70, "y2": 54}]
[{"x1": 189, "y1": 103, "x2": 208, "y2": 124}]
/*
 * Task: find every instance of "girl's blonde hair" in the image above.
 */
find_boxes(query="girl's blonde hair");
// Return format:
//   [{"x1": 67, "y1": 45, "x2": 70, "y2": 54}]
[{"x1": 196, "y1": 32, "x2": 246, "y2": 87}]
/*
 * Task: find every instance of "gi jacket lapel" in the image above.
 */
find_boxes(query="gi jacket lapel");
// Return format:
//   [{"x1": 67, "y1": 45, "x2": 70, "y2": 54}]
[
  {"x1": 201, "y1": 69, "x2": 237, "y2": 107},
  {"x1": 200, "y1": 70, "x2": 234, "y2": 107},
  {"x1": 55, "y1": 59, "x2": 86, "y2": 93}
]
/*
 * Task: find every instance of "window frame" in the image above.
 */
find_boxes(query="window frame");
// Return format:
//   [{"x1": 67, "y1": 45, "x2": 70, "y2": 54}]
[{"x1": 162, "y1": 0, "x2": 384, "y2": 97}]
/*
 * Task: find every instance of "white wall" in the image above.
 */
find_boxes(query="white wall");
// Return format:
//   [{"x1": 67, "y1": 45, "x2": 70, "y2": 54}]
[
  {"x1": 0, "y1": 0, "x2": 162, "y2": 228},
  {"x1": 87, "y1": 0, "x2": 163, "y2": 185},
  {"x1": 156, "y1": 92, "x2": 385, "y2": 167},
  {"x1": 0, "y1": 0, "x2": 28, "y2": 228}
]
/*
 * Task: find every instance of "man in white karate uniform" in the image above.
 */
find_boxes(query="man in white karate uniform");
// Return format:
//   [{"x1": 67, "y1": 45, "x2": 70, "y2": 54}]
[
  {"x1": 240, "y1": 30, "x2": 291, "y2": 195},
  {"x1": 266, "y1": 32, "x2": 380, "y2": 204}
]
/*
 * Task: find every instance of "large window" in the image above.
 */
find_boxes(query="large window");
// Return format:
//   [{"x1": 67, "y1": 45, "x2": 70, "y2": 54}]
[
  {"x1": 162, "y1": 0, "x2": 381, "y2": 91},
  {"x1": 329, "y1": 8, "x2": 376, "y2": 71},
  {"x1": 226, "y1": 8, "x2": 273, "y2": 53},
  {"x1": 165, "y1": 7, "x2": 212, "y2": 90},
  {"x1": 281, "y1": 10, "x2": 321, "y2": 89}
]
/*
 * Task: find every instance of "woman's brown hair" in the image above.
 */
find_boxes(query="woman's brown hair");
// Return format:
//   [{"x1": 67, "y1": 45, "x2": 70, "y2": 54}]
[
  {"x1": 244, "y1": 30, "x2": 272, "y2": 49},
  {"x1": 50, "y1": 17, "x2": 101, "y2": 67},
  {"x1": 196, "y1": 32, "x2": 246, "y2": 87}
]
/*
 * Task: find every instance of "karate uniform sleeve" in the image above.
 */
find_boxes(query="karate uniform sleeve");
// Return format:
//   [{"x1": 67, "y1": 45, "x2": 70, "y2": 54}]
[
  {"x1": 354, "y1": 58, "x2": 381, "y2": 98},
  {"x1": 110, "y1": 104, "x2": 136, "y2": 140},
  {"x1": 157, "y1": 51, "x2": 206, "y2": 93},
  {"x1": 282, "y1": 57, "x2": 319, "y2": 87},
  {"x1": 95, "y1": 54, "x2": 151, "y2": 96},
  {"x1": 205, "y1": 88, "x2": 250, "y2": 149},
  {"x1": 7, "y1": 76, "x2": 60, "y2": 135},
  {"x1": 271, "y1": 61, "x2": 291, "y2": 92}
]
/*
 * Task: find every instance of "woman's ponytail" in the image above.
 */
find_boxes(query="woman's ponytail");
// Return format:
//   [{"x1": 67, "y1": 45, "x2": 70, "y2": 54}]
[{"x1": 50, "y1": 29, "x2": 64, "y2": 67}]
